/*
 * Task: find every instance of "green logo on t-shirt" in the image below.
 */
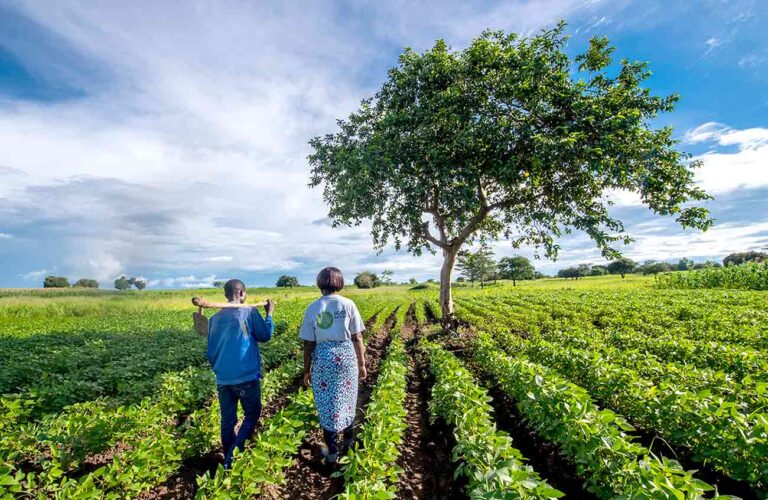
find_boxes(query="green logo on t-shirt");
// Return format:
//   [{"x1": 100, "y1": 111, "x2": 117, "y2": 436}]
[{"x1": 316, "y1": 311, "x2": 334, "y2": 329}]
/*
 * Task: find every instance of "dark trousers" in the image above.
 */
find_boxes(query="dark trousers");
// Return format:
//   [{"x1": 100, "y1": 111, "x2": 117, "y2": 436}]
[
  {"x1": 218, "y1": 378, "x2": 262, "y2": 465},
  {"x1": 322, "y1": 423, "x2": 355, "y2": 456}
]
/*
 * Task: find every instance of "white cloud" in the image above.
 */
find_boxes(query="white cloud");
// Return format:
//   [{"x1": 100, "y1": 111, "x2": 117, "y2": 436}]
[
  {"x1": 0, "y1": 233, "x2": 12, "y2": 240},
  {"x1": 704, "y1": 37, "x2": 723, "y2": 55},
  {"x1": 21, "y1": 269, "x2": 50, "y2": 281},
  {"x1": 683, "y1": 122, "x2": 768, "y2": 194},
  {"x1": 205, "y1": 256, "x2": 233, "y2": 263},
  {"x1": 147, "y1": 274, "x2": 218, "y2": 288}
]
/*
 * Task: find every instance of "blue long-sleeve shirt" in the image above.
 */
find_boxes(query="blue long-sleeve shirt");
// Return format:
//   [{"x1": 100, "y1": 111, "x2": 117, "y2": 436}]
[{"x1": 206, "y1": 306, "x2": 273, "y2": 385}]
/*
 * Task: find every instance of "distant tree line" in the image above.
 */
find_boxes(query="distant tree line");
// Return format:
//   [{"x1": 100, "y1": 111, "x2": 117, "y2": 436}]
[
  {"x1": 556, "y1": 251, "x2": 765, "y2": 280},
  {"x1": 452, "y1": 244, "x2": 542, "y2": 287},
  {"x1": 43, "y1": 276, "x2": 99, "y2": 288}
]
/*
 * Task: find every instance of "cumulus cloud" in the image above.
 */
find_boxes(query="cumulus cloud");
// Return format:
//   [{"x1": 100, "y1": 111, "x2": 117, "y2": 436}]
[{"x1": 21, "y1": 268, "x2": 50, "y2": 281}]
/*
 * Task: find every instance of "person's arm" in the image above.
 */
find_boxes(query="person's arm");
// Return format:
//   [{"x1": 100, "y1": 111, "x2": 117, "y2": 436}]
[
  {"x1": 352, "y1": 333, "x2": 367, "y2": 381},
  {"x1": 303, "y1": 341, "x2": 316, "y2": 387},
  {"x1": 250, "y1": 300, "x2": 275, "y2": 342}
]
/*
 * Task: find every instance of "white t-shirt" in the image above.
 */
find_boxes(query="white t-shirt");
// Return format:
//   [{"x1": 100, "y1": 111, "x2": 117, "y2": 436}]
[{"x1": 299, "y1": 294, "x2": 365, "y2": 342}]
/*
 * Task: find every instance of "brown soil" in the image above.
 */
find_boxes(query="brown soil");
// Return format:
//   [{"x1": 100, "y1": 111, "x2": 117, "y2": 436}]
[
  {"x1": 275, "y1": 307, "x2": 399, "y2": 499},
  {"x1": 396, "y1": 320, "x2": 463, "y2": 499}
]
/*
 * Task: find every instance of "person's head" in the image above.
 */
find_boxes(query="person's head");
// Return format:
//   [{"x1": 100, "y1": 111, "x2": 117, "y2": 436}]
[
  {"x1": 224, "y1": 279, "x2": 246, "y2": 303},
  {"x1": 316, "y1": 267, "x2": 344, "y2": 295}
]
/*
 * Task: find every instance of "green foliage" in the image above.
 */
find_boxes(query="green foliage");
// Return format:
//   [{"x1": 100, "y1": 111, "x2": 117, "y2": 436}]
[
  {"x1": 657, "y1": 261, "x2": 768, "y2": 290},
  {"x1": 213, "y1": 280, "x2": 225, "y2": 288},
  {"x1": 498, "y1": 256, "x2": 535, "y2": 285},
  {"x1": 636, "y1": 260, "x2": 673, "y2": 275},
  {"x1": 276, "y1": 275, "x2": 300, "y2": 288},
  {"x1": 354, "y1": 271, "x2": 381, "y2": 289},
  {"x1": 43, "y1": 276, "x2": 70, "y2": 288},
  {"x1": 423, "y1": 340, "x2": 563, "y2": 499},
  {"x1": 606, "y1": 257, "x2": 636, "y2": 278},
  {"x1": 456, "y1": 245, "x2": 497, "y2": 286},
  {"x1": 309, "y1": 22, "x2": 712, "y2": 319},
  {"x1": 469, "y1": 334, "x2": 715, "y2": 498},
  {"x1": 339, "y1": 331, "x2": 408, "y2": 498},
  {"x1": 114, "y1": 275, "x2": 132, "y2": 291},
  {"x1": 723, "y1": 251, "x2": 768, "y2": 267},
  {"x1": 73, "y1": 279, "x2": 99, "y2": 288}
]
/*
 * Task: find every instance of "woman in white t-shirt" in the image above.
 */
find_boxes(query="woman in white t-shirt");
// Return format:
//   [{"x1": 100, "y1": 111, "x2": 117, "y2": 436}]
[{"x1": 300, "y1": 267, "x2": 367, "y2": 464}]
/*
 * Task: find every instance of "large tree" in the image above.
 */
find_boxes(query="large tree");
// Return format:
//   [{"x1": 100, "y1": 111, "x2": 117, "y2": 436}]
[
  {"x1": 308, "y1": 23, "x2": 711, "y2": 323},
  {"x1": 498, "y1": 256, "x2": 535, "y2": 286}
]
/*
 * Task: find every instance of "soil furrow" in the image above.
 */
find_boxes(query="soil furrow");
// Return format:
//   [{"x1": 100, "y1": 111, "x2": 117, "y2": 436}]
[{"x1": 397, "y1": 319, "x2": 461, "y2": 499}]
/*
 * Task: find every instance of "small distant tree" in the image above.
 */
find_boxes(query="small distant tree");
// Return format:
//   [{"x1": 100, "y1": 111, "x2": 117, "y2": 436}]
[
  {"x1": 456, "y1": 245, "x2": 496, "y2": 287},
  {"x1": 276, "y1": 275, "x2": 300, "y2": 288},
  {"x1": 456, "y1": 277, "x2": 466, "y2": 283},
  {"x1": 498, "y1": 256, "x2": 535, "y2": 286},
  {"x1": 577, "y1": 263, "x2": 592, "y2": 278},
  {"x1": 590, "y1": 265, "x2": 608, "y2": 276},
  {"x1": 213, "y1": 280, "x2": 225, "y2": 288},
  {"x1": 677, "y1": 258, "x2": 695, "y2": 271},
  {"x1": 114, "y1": 275, "x2": 132, "y2": 291},
  {"x1": 43, "y1": 276, "x2": 70, "y2": 288},
  {"x1": 408, "y1": 277, "x2": 418, "y2": 285},
  {"x1": 133, "y1": 279, "x2": 147, "y2": 291},
  {"x1": 723, "y1": 251, "x2": 768, "y2": 267},
  {"x1": 606, "y1": 257, "x2": 637, "y2": 278},
  {"x1": 354, "y1": 271, "x2": 381, "y2": 289},
  {"x1": 74, "y1": 278, "x2": 99, "y2": 288},
  {"x1": 381, "y1": 270, "x2": 394, "y2": 286}
]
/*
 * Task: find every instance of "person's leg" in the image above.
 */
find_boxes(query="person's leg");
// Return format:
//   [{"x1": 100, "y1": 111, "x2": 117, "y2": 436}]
[
  {"x1": 322, "y1": 427, "x2": 340, "y2": 462},
  {"x1": 340, "y1": 422, "x2": 355, "y2": 455},
  {"x1": 218, "y1": 385, "x2": 238, "y2": 468},
  {"x1": 234, "y1": 379, "x2": 262, "y2": 452}
]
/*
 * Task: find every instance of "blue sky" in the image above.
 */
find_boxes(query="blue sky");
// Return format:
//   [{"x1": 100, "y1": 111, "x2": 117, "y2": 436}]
[{"x1": 0, "y1": 0, "x2": 767, "y2": 288}]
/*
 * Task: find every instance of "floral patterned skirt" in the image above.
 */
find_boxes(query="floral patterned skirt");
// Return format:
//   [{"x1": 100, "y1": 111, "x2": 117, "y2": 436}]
[{"x1": 311, "y1": 340, "x2": 358, "y2": 432}]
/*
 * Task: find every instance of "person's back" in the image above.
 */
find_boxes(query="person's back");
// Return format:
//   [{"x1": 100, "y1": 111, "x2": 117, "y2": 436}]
[
  {"x1": 207, "y1": 307, "x2": 271, "y2": 385},
  {"x1": 205, "y1": 279, "x2": 275, "y2": 469},
  {"x1": 302, "y1": 293, "x2": 363, "y2": 343}
]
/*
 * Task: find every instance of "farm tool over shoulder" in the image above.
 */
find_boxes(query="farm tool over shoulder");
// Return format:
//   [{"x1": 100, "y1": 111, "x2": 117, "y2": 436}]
[{"x1": 191, "y1": 297, "x2": 272, "y2": 336}]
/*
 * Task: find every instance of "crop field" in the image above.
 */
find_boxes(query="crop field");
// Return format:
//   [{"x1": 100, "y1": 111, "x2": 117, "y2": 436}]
[{"x1": 0, "y1": 276, "x2": 766, "y2": 499}]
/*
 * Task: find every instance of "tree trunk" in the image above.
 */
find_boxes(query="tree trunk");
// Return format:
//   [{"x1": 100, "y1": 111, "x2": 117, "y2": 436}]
[
  {"x1": 513, "y1": 278, "x2": 517, "y2": 286},
  {"x1": 439, "y1": 247, "x2": 458, "y2": 327}
]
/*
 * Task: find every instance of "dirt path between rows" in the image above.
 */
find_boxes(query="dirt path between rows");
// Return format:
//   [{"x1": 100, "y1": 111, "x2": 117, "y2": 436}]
[
  {"x1": 396, "y1": 318, "x2": 462, "y2": 499},
  {"x1": 274, "y1": 306, "x2": 400, "y2": 499}
]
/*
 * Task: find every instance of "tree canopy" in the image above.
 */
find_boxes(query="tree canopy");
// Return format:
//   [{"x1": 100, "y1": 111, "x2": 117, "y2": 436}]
[
  {"x1": 276, "y1": 275, "x2": 300, "y2": 288},
  {"x1": 308, "y1": 22, "x2": 712, "y2": 322},
  {"x1": 606, "y1": 257, "x2": 636, "y2": 278},
  {"x1": 354, "y1": 271, "x2": 381, "y2": 289},
  {"x1": 43, "y1": 276, "x2": 70, "y2": 288},
  {"x1": 723, "y1": 251, "x2": 767, "y2": 267},
  {"x1": 456, "y1": 245, "x2": 497, "y2": 287},
  {"x1": 498, "y1": 256, "x2": 535, "y2": 285},
  {"x1": 73, "y1": 278, "x2": 99, "y2": 288}
]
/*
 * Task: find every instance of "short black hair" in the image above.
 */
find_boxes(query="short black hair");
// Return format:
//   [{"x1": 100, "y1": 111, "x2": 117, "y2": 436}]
[
  {"x1": 224, "y1": 279, "x2": 246, "y2": 300},
  {"x1": 316, "y1": 267, "x2": 344, "y2": 294}
]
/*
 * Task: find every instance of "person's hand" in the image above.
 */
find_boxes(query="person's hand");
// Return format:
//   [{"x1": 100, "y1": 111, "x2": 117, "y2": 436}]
[
  {"x1": 303, "y1": 372, "x2": 311, "y2": 387},
  {"x1": 359, "y1": 365, "x2": 368, "y2": 382},
  {"x1": 264, "y1": 299, "x2": 276, "y2": 317},
  {"x1": 192, "y1": 297, "x2": 209, "y2": 308}
]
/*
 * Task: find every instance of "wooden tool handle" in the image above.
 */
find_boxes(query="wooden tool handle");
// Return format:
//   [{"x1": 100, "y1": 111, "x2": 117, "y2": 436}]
[{"x1": 192, "y1": 297, "x2": 269, "y2": 309}]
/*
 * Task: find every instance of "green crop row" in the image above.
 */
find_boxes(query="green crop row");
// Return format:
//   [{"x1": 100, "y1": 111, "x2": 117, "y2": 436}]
[
  {"x1": 656, "y1": 262, "x2": 768, "y2": 291},
  {"x1": 488, "y1": 329, "x2": 768, "y2": 492},
  {"x1": 423, "y1": 340, "x2": 563, "y2": 499},
  {"x1": 468, "y1": 332, "x2": 718, "y2": 499},
  {"x1": 195, "y1": 388, "x2": 317, "y2": 499},
  {"x1": 338, "y1": 330, "x2": 408, "y2": 499}
]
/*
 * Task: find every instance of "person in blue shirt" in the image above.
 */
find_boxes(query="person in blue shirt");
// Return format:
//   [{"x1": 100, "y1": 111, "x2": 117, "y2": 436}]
[{"x1": 206, "y1": 279, "x2": 275, "y2": 468}]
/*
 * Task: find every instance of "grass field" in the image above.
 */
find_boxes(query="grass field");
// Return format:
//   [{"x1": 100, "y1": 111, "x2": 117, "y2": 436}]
[{"x1": 1, "y1": 276, "x2": 766, "y2": 499}]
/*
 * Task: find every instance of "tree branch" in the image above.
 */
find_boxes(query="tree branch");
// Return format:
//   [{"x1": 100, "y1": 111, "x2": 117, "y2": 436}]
[{"x1": 421, "y1": 222, "x2": 447, "y2": 248}]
